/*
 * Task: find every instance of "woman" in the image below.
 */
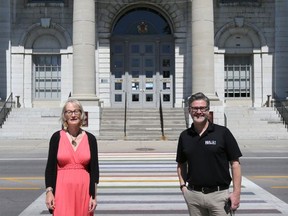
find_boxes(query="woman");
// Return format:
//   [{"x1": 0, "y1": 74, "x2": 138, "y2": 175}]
[{"x1": 45, "y1": 98, "x2": 99, "y2": 215}]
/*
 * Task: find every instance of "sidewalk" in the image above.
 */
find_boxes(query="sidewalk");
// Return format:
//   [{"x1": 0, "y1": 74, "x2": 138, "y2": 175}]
[{"x1": 1, "y1": 138, "x2": 288, "y2": 153}]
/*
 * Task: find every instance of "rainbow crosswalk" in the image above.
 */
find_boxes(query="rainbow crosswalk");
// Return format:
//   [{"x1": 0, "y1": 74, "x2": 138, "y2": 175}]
[{"x1": 19, "y1": 153, "x2": 288, "y2": 216}]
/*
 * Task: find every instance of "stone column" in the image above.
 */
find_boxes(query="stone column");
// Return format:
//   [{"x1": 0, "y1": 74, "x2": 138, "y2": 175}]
[
  {"x1": 275, "y1": 0, "x2": 288, "y2": 99},
  {"x1": 73, "y1": 0, "x2": 97, "y2": 99},
  {"x1": 191, "y1": 0, "x2": 217, "y2": 99},
  {"x1": 0, "y1": 0, "x2": 10, "y2": 100},
  {"x1": 72, "y1": 0, "x2": 100, "y2": 134}
]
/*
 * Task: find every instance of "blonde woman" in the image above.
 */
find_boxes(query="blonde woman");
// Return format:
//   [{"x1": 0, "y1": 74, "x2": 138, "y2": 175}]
[{"x1": 45, "y1": 98, "x2": 99, "y2": 215}]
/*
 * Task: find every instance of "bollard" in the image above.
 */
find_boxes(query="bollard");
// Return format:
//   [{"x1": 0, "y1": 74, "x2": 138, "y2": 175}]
[
  {"x1": 267, "y1": 95, "x2": 271, "y2": 107},
  {"x1": 16, "y1": 96, "x2": 21, "y2": 108}
]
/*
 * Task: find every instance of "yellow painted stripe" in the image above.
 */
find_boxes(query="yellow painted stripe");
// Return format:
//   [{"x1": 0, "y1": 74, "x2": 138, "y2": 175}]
[
  {"x1": 271, "y1": 186, "x2": 288, "y2": 189},
  {"x1": 0, "y1": 187, "x2": 41, "y2": 190},
  {"x1": 250, "y1": 176, "x2": 288, "y2": 179},
  {"x1": 0, "y1": 177, "x2": 44, "y2": 180}
]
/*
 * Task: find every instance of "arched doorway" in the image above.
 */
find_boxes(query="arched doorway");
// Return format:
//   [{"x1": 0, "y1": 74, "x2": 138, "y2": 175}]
[
  {"x1": 215, "y1": 21, "x2": 265, "y2": 107},
  {"x1": 32, "y1": 35, "x2": 62, "y2": 100},
  {"x1": 110, "y1": 8, "x2": 174, "y2": 108}
]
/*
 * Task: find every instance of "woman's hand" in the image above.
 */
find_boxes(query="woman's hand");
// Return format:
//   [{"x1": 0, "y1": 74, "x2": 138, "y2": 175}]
[
  {"x1": 45, "y1": 191, "x2": 55, "y2": 211},
  {"x1": 88, "y1": 196, "x2": 97, "y2": 212}
]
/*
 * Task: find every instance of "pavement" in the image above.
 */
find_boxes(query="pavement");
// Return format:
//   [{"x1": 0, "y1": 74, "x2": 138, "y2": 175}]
[{"x1": 1, "y1": 138, "x2": 288, "y2": 216}]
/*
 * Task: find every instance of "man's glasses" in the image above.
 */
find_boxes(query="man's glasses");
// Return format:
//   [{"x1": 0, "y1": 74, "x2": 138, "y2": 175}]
[
  {"x1": 189, "y1": 106, "x2": 208, "y2": 112},
  {"x1": 65, "y1": 110, "x2": 81, "y2": 115}
]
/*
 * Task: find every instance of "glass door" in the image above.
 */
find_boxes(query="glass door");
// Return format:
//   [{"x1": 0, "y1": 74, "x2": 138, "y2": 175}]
[
  {"x1": 159, "y1": 43, "x2": 174, "y2": 108},
  {"x1": 111, "y1": 43, "x2": 126, "y2": 107},
  {"x1": 128, "y1": 43, "x2": 157, "y2": 108}
]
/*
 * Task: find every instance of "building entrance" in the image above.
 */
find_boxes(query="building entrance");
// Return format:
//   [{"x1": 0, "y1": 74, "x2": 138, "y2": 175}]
[
  {"x1": 110, "y1": 7, "x2": 174, "y2": 108},
  {"x1": 111, "y1": 40, "x2": 174, "y2": 108}
]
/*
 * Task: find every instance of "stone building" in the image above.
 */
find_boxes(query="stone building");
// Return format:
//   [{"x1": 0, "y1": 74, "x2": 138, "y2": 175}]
[{"x1": 0, "y1": 0, "x2": 287, "y2": 133}]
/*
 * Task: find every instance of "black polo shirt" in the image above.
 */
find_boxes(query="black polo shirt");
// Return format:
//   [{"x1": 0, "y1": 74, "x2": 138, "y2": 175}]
[{"x1": 176, "y1": 122, "x2": 242, "y2": 187}]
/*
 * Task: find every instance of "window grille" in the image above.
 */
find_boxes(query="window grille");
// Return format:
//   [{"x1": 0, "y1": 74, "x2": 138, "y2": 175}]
[
  {"x1": 27, "y1": 0, "x2": 64, "y2": 2},
  {"x1": 26, "y1": 0, "x2": 67, "y2": 7},
  {"x1": 224, "y1": 56, "x2": 251, "y2": 98},
  {"x1": 219, "y1": 0, "x2": 258, "y2": 3},
  {"x1": 218, "y1": 0, "x2": 260, "y2": 6},
  {"x1": 33, "y1": 55, "x2": 61, "y2": 99}
]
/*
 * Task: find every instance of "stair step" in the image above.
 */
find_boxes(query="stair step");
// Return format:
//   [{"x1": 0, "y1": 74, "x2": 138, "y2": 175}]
[
  {"x1": 224, "y1": 106, "x2": 288, "y2": 140},
  {"x1": 0, "y1": 108, "x2": 62, "y2": 139},
  {"x1": 99, "y1": 108, "x2": 186, "y2": 141}
]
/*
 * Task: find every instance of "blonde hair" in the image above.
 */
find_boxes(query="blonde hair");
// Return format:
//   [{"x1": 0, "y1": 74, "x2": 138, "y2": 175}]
[{"x1": 60, "y1": 98, "x2": 86, "y2": 129}]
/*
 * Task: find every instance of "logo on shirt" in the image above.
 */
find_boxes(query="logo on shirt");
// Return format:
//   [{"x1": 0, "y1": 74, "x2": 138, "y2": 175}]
[{"x1": 205, "y1": 140, "x2": 217, "y2": 145}]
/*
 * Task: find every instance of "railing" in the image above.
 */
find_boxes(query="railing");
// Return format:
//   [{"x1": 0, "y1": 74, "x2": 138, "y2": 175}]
[
  {"x1": 124, "y1": 92, "x2": 127, "y2": 137},
  {"x1": 159, "y1": 93, "x2": 166, "y2": 140},
  {"x1": 0, "y1": 93, "x2": 14, "y2": 128},
  {"x1": 273, "y1": 92, "x2": 288, "y2": 130},
  {"x1": 122, "y1": 93, "x2": 166, "y2": 139},
  {"x1": 183, "y1": 96, "x2": 191, "y2": 128}
]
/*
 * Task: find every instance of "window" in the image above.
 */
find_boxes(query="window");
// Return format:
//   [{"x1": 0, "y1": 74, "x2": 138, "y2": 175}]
[
  {"x1": 33, "y1": 55, "x2": 61, "y2": 99},
  {"x1": 112, "y1": 8, "x2": 171, "y2": 35},
  {"x1": 26, "y1": 0, "x2": 67, "y2": 7},
  {"x1": 218, "y1": 0, "x2": 260, "y2": 6},
  {"x1": 219, "y1": 0, "x2": 258, "y2": 2},
  {"x1": 224, "y1": 56, "x2": 251, "y2": 98},
  {"x1": 27, "y1": 0, "x2": 64, "y2": 2}
]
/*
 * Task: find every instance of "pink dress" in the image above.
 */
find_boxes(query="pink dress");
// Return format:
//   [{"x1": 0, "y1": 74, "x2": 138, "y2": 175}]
[{"x1": 53, "y1": 130, "x2": 93, "y2": 216}]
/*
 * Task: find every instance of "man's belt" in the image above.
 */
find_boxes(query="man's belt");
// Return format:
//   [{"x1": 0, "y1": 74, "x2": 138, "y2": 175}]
[{"x1": 188, "y1": 185, "x2": 229, "y2": 194}]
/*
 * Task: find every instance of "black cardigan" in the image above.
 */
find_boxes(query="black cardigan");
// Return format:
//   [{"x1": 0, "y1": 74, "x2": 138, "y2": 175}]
[{"x1": 45, "y1": 130, "x2": 99, "y2": 199}]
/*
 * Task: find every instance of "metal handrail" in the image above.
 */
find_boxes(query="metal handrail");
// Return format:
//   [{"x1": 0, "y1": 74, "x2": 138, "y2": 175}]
[
  {"x1": 0, "y1": 93, "x2": 14, "y2": 128},
  {"x1": 159, "y1": 93, "x2": 166, "y2": 140},
  {"x1": 124, "y1": 92, "x2": 127, "y2": 137},
  {"x1": 273, "y1": 92, "x2": 288, "y2": 130}
]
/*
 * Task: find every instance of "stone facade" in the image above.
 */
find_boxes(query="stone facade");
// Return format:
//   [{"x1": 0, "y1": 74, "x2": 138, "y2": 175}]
[{"x1": 0, "y1": 0, "x2": 288, "y2": 131}]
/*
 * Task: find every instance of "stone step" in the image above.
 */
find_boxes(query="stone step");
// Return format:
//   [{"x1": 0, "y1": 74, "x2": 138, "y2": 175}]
[
  {"x1": 99, "y1": 108, "x2": 186, "y2": 141},
  {"x1": 0, "y1": 108, "x2": 62, "y2": 139},
  {"x1": 224, "y1": 106, "x2": 288, "y2": 140}
]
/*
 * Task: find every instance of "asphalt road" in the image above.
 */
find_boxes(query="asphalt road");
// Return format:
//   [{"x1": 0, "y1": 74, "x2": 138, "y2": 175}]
[{"x1": 240, "y1": 145, "x2": 288, "y2": 205}]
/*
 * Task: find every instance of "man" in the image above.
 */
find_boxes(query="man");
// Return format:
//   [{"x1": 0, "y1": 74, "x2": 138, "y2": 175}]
[{"x1": 176, "y1": 92, "x2": 242, "y2": 216}]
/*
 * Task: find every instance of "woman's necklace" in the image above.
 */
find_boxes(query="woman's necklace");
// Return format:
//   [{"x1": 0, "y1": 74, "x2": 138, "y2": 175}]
[{"x1": 68, "y1": 129, "x2": 82, "y2": 146}]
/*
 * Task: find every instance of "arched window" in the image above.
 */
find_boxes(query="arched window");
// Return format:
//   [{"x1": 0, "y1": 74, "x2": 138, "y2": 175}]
[{"x1": 112, "y1": 8, "x2": 171, "y2": 35}]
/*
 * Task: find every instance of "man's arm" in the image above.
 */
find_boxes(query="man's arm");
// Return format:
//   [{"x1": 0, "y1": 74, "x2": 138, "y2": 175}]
[{"x1": 230, "y1": 159, "x2": 242, "y2": 210}]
